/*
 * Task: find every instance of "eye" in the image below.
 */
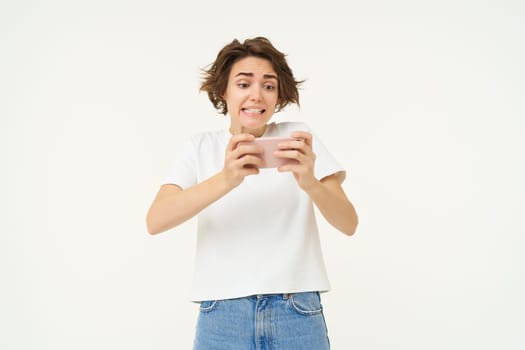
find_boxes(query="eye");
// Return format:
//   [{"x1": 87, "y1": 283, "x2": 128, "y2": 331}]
[
  {"x1": 237, "y1": 82, "x2": 249, "y2": 89},
  {"x1": 263, "y1": 84, "x2": 276, "y2": 91}
]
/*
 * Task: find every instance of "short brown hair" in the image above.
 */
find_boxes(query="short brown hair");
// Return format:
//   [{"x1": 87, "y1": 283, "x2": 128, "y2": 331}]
[{"x1": 200, "y1": 37, "x2": 303, "y2": 115}]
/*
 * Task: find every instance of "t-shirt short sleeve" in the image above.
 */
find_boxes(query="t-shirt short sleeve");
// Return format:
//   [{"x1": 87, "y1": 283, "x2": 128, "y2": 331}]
[{"x1": 162, "y1": 137, "x2": 199, "y2": 189}]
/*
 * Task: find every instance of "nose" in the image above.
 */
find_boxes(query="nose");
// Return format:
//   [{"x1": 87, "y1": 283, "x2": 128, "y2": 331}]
[{"x1": 250, "y1": 85, "x2": 262, "y2": 101}]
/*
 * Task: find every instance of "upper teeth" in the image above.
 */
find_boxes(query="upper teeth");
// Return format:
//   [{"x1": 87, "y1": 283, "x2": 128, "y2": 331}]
[{"x1": 244, "y1": 108, "x2": 263, "y2": 113}]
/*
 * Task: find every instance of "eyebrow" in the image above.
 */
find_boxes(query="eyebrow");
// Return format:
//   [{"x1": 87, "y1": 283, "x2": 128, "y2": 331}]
[{"x1": 234, "y1": 72, "x2": 278, "y2": 80}]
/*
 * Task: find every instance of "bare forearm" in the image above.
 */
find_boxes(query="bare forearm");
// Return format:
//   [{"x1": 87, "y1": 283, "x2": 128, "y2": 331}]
[
  {"x1": 306, "y1": 178, "x2": 358, "y2": 236},
  {"x1": 146, "y1": 172, "x2": 232, "y2": 235}
]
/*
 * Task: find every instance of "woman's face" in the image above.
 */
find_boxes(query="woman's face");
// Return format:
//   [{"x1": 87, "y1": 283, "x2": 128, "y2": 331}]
[{"x1": 223, "y1": 56, "x2": 278, "y2": 136}]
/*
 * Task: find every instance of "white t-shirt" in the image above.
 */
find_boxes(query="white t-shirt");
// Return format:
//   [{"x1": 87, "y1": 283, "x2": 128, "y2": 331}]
[{"x1": 163, "y1": 121, "x2": 346, "y2": 302}]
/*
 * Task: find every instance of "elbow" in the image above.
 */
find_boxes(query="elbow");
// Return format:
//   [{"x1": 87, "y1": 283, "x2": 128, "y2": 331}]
[
  {"x1": 346, "y1": 226, "x2": 358, "y2": 236},
  {"x1": 147, "y1": 222, "x2": 166, "y2": 236},
  {"x1": 146, "y1": 210, "x2": 178, "y2": 235},
  {"x1": 341, "y1": 225, "x2": 357, "y2": 236},
  {"x1": 147, "y1": 224, "x2": 160, "y2": 235},
  {"x1": 341, "y1": 215, "x2": 359, "y2": 237},
  {"x1": 146, "y1": 221, "x2": 160, "y2": 235},
  {"x1": 146, "y1": 212, "x2": 163, "y2": 235}
]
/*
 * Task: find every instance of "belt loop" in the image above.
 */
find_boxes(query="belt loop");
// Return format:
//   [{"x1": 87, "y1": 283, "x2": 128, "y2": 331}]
[{"x1": 283, "y1": 293, "x2": 292, "y2": 300}]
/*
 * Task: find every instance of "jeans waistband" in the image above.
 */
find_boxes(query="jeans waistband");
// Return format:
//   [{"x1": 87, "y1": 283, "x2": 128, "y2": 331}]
[{"x1": 253, "y1": 293, "x2": 293, "y2": 300}]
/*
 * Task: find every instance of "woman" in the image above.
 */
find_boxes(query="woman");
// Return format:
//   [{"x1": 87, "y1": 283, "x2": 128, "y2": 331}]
[{"x1": 146, "y1": 36, "x2": 358, "y2": 350}]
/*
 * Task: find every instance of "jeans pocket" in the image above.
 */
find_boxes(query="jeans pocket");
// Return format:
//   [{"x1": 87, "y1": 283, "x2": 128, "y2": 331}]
[
  {"x1": 289, "y1": 292, "x2": 323, "y2": 316},
  {"x1": 199, "y1": 300, "x2": 218, "y2": 313}
]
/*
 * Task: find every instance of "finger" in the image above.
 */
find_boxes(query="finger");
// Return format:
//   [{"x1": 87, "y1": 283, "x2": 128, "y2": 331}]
[
  {"x1": 237, "y1": 154, "x2": 265, "y2": 168},
  {"x1": 238, "y1": 166, "x2": 260, "y2": 176},
  {"x1": 235, "y1": 144, "x2": 264, "y2": 158},
  {"x1": 274, "y1": 149, "x2": 305, "y2": 162},
  {"x1": 278, "y1": 139, "x2": 307, "y2": 153},
  {"x1": 275, "y1": 147, "x2": 316, "y2": 168},
  {"x1": 277, "y1": 163, "x2": 304, "y2": 173},
  {"x1": 227, "y1": 133, "x2": 255, "y2": 152},
  {"x1": 290, "y1": 131, "x2": 313, "y2": 147},
  {"x1": 277, "y1": 139, "x2": 315, "y2": 161}
]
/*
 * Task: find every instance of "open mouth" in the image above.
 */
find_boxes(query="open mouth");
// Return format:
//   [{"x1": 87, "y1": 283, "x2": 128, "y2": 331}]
[{"x1": 241, "y1": 108, "x2": 266, "y2": 114}]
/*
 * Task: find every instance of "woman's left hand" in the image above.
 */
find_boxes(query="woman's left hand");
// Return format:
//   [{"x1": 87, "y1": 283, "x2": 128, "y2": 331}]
[{"x1": 275, "y1": 131, "x2": 319, "y2": 191}]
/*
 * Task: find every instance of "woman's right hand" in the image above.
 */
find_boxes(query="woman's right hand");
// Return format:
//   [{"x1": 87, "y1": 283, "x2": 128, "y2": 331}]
[
  {"x1": 222, "y1": 133, "x2": 264, "y2": 188},
  {"x1": 147, "y1": 134, "x2": 263, "y2": 235}
]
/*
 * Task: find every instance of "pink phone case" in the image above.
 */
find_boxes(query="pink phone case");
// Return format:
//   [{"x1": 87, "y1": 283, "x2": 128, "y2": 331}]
[{"x1": 238, "y1": 136, "x2": 299, "y2": 168}]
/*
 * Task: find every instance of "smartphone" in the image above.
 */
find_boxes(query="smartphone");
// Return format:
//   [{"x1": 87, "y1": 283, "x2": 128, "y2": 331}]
[{"x1": 237, "y1": 136, "x2": 299, "y2": 168}]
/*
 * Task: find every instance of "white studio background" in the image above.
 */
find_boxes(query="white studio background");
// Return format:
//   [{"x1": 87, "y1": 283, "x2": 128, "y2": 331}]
[{"x1": 2, "y1": 0, "x2": 524, "y2": 349}]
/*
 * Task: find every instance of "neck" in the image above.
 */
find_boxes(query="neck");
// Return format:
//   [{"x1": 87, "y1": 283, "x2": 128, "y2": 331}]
[{"x1": 229, "y1": 124, "x2": 267, "y2": 137}]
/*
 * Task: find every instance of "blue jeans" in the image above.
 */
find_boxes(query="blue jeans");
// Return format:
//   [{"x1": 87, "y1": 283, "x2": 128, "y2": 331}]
[{"x1": 193, "y1": 292, "x2": 330, "y2": 350}]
